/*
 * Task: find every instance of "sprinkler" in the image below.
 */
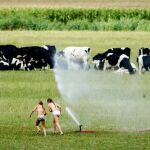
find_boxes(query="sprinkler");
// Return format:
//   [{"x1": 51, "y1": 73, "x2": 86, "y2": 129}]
[
  {"x1": 79, "y1": 124, "x2": 82, "y2": 132},
  {"x1": 66, "y1": 107, "x2": 97, "y2": 133}
]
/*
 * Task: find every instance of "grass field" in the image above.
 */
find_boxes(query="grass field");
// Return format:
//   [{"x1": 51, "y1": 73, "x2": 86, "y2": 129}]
[
  {"x1": 0, "y1": 31, "x2": 150, "y2": 150},
  {"x1": 0, "y1": 0, "x2": 150, "y2": 8},
  {"x1": 0, "y1": 31, "x2": 150, "y2": 62}
]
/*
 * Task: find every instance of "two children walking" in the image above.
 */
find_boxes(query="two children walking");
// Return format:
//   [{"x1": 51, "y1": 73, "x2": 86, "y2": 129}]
[{"x1": 29, "y1": 98, "x2": 63, "y2": 136}]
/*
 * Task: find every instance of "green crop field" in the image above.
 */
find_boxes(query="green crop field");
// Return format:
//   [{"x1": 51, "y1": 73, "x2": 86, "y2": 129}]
[
  {"x1": 0, "y1": 31, "x2": 150, "y2": 150},
  {"x1": 0, "y1": 8, "x2": 150, "y2": 31}
]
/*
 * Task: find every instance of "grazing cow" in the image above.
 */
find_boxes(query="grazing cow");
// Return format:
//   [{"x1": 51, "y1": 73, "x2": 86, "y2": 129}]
[
  {"x1": 93, "y1": 52, "x2": 135, "y2": 74},
  {"x1": 137, "y1": 55, "x2": 150, "y2": 74},
  {"x1": 57, "y1": 46, "x2": 91, "y2": 70},
  {"x1": 18, "y1": 45, "x2": 56, "y2": 69},
  {"x1": 0, "y1": 45, "x2": 19, "y2": 65},
  {"x1": 93, "y1": 47, "x2": 131, "y2": 69},
  {"x1": 104, "y1": 53, "x2": 135, "y2": 74}
]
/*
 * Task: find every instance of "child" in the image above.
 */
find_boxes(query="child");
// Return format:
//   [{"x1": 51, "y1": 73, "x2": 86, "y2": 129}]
[
  {"x1": 47, "y1": 98, "x2": 63, "y2": 135},
  {"x1": 30, "y1": 100, "x2": 47, "y2": 136}
]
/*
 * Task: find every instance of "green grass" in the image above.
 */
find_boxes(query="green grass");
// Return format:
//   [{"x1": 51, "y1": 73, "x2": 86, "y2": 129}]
[
  {"x1": 0, "y1": 31, "x2": 150, "y2": 150},
  {"x1": 1, "y1": 129, "x2": 150, "y2": 150},
  {"x1": 0, "y1": 71, "x2": 150, "y2": 150}
]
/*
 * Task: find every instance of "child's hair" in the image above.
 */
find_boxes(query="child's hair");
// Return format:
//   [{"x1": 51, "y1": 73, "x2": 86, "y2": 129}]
[
  {"x1": 47, "y1": 98, "x2": 56, "y2": 107},
  {"x1": 38, "y1": 100, "x2": 43, "y2": 105},
  {"x1": 47, "y1": 98, "x2": 53, "y2": 103}
]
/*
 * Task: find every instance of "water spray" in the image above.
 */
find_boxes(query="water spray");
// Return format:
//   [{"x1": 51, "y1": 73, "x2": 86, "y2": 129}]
[
  {"x1": 65, "y1": 107, "x2": 82, "y2": 131},
  {"x1": 54, "y1": 57, "x2": 150, "y2": 132}
]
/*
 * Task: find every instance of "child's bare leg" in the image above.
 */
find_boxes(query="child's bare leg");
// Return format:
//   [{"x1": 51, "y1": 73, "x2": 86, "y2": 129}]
[
  {"x1": 53, "y1": 119, "x2": 57, "y2": 132},
  {"x1": 41, "y1": 121, "x2": 46, "y2": 136},
  {"x1": 54, "y1": 116, "x2": 63, "y2": 135},
  {"x1": 35, "y1": 125, "x2": 41, "y2": 133},
  {"x1": 35, "y1": 120, "x2": 41, "y2": 133},
  {"x1": 43, "y1": 127, "x2": 46, "y2": 136}
]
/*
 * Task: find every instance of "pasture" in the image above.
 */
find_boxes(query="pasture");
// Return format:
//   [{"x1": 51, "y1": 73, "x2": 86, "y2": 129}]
[
  {"x1": 0, "y1": 31, "x2": 150, "y2": 150},
  {"x1": 0, "y1": 31, "x2": 150, "y2": 62}
]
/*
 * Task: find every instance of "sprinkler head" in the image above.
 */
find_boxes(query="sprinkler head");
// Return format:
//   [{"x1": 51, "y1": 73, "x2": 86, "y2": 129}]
[{"x1": 79, "y1": 124, "x2": 82, "y2": 132}]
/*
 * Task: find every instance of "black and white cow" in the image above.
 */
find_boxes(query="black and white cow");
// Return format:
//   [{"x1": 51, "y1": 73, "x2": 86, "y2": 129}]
[
  {"x1": 93, "y1": 48, "x2": 136, "y2": 74},
  {"x1": 137, "y1": 55, "x2": 150, "y2": 74},
  {"x1": 104, "y1": 53, "x2": 136, "y2": 74},
  {"x1": 57, "y1": 46, "x2": 91, "y2": 70},
  {"x1": 18, "y1": 45, "x2": 56, "y2": 69},
  {"x1": 137, "y1": 48, "x2": 150, "y2": 74},
  {"x1": 93, "y1": 47, "x2": 131, "y2": 69}
]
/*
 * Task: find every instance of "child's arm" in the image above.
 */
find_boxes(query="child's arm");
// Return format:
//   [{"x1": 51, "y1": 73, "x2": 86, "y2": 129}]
[
  {"x1": 43, "y1": 107, "x2": 47, "y2": 115},
  {"x1": 48, "y1": 104, "x2": 52, "y2": 112},
  {"x1": 29, "y1": 106, "x2": 37, "y2": 117},
  {"x1": 56, "y1": 103, "x2": 62, "y2": 113}
]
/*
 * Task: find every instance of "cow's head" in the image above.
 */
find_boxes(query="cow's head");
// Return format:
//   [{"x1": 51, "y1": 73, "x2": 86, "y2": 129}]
[
  {"x1": 93, "y1": 53, "x2": 105, "y2": 61},
  {"x1": 57, "y1": 51, "x2": 65, "y2": 57},
  {"x1": 93, "y1": 53, "x2": 105, "y2": 70},
  {"x1": 43, "y1": 45, "x2": 56, "y2": 55},
  {"x1": 123, "y1": 47, "x2": 131, "y2": 58},
  {"x1": 85, "y1": 48, "x2": 90, "y2": 53},
  {"x1": 139, "y1": 48, "x2": 150, "y2": 56}
]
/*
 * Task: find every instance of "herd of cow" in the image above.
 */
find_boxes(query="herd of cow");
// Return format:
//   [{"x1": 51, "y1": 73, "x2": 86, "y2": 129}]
[
  {"x1": 0, "y1": 45, "x2": 56, "y2": 71},
  {"x1": 0, "y1": 44, "x2": 150, "y2": 75}
]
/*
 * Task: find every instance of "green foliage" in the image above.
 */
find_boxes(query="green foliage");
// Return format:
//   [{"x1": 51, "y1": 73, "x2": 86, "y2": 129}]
[{"x1": 0, "y1": 8, "x2": 150, "y2": 31}]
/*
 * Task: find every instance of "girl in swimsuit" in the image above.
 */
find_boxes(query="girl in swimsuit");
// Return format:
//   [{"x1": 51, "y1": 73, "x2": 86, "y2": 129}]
[{"x1": 47, "y1": 98, "x2": 63, "y2": 135}]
